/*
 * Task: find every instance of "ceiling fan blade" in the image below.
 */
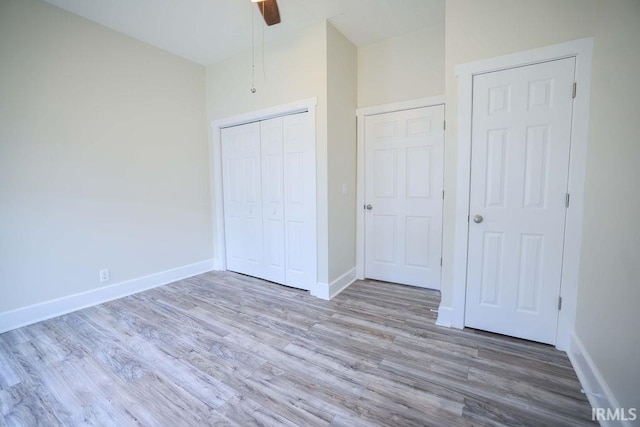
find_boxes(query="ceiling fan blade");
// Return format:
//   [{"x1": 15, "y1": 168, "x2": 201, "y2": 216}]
[{"x1": 257, "y1": 0, "x2": 281, "y2": 26}]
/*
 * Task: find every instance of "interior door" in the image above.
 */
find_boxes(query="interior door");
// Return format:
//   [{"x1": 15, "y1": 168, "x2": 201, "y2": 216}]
[
  {"x1": 221, "y1": 122, "x2": 263, "y2": 279},
  {"x1": 260, "y1": 117, "x2": 286, "y2": 284},
  {"x1": 465, "y1": 58, "x2": 576, "y2": 345},
  {"x1": 364, "y1": 105, "x2": 444, "y2": 289}
]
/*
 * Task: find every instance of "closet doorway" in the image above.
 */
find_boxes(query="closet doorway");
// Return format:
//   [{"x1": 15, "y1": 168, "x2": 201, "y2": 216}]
[{"x1": 214, "y1": 100, "x2": 317, "y2": 291}]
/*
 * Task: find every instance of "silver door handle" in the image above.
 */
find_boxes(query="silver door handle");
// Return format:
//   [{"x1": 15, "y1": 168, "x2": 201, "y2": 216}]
[
  {"x1": 473, "y1": 214, "x2": 483, "y2": 223},
  {"x1": 365, "y1": 204, "x2": 373, "y2": 210}
]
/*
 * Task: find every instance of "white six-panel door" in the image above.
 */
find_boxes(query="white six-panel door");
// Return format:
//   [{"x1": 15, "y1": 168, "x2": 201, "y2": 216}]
[
  {"x1": 221, "y1": 112, "x2": 315, "y2": 291},
  {"x1": 364, "y1": 105, "x2": 445, "y2": 289},
  {"x1": 465, "y1": 58, "x2": 576, "y2": 344}
]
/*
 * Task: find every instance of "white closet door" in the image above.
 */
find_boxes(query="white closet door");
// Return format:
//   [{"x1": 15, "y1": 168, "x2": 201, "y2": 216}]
[
  {"x1": 283, "y1": 112, "x2": 316, "y2": 290},
  {"x1": 465, "y1": 58, "x2": 575, "y2": 345},
  {"x1": 364, "y1": 105, "x2": 445, "y2": 289},
  {"x1": 260, "y1": 117, "x2": 286, "y2": 284},
  {"x1": 221, "y1": 112, "x2": 316, "y2": 291},
  {"x1": 221, "y1": 122, "x2": 263, "y2": 278}
]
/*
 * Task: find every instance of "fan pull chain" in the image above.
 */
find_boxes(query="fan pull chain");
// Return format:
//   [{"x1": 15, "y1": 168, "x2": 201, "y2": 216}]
[
  {"x1": 250, "y1": 2, "x2": 256, "y2": 93},
  {"x1": 262, "y1": 1, "x2": 266, "y2": 82}
]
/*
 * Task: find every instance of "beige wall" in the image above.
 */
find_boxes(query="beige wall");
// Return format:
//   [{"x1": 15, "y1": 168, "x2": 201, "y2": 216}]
[
  {"x1": 574, "y1": 0, "x2": 640, "y2": 411},
  {"x1": 357, "y1": 25, "x2": 445, "y2": 108},
  {"x1": 441, "y1": 0, "x2": 597, "y2": 305},
  {"x1": 205, "y1": 22, "x2": 327, "y2": 121},
  {"x1": 0, "y1": 0, "x2": 211, "y2": 313},
  {"x1": 327, "y1": 23, "x2": 357, "y2": 282}
]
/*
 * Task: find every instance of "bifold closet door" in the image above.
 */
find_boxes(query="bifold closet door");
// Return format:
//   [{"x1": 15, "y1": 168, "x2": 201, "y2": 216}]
[
  {"x1": 282, "y1": 112, "x2": 316, "y2": 290},
  {"x1": 221, "y1": 112, "x2": 316, "y2": 291},
  {"x1": 260, "y1": 117, "x2": 286, "y2": 284},
  {"x1": 221, "y1": 122, "x2": 264, "y2": 279}
]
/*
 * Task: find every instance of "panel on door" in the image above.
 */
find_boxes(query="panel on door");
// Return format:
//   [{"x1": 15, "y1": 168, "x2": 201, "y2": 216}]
[
  {"x1": 465, "y1": 57, "x2": 576, "y2": 345},
  {"x1": 221, "y1": 122, "x2": 263, "y2": 279},
  {"x1": 364, "y1": 105, "x2": 444, "y2": 289},
  {"x1": 260, "y1": 117, "x2": 286, "y2": 284}
]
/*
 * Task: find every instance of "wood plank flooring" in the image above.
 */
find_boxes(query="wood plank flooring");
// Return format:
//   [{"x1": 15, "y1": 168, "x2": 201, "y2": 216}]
[{"x1": 0, "y1": 271, "x2": 595, "y2": 426}]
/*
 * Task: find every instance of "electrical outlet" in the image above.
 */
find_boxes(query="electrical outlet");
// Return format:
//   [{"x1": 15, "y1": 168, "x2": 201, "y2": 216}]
[{"x1": 99, "y1": 269, "x2": 110, "y2": 283}]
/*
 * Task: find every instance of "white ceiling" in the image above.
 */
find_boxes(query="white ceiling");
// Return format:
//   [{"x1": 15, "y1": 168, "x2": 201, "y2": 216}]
[{"x1": 42, "y1": 0, "x2": 444, "y2": 65}]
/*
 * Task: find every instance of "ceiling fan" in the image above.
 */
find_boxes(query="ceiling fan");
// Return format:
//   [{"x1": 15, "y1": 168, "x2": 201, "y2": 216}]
[{"x1": 252, "y1": 0, "x2": 281, "y2": 26}]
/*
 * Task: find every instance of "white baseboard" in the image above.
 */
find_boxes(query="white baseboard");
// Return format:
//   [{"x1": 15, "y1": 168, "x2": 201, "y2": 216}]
[
  {"x1": 568, "y1": 332, "x2": 631, "y2": 427},
  {"x1": 311, "y1": 267, "x2": 356, "y2": 300},
  {"x1": 435, "y1": 305, "x2": 453, "y2": 327},
  {"x1": 310, "y1": 281, "x2": 329, "y2": 300},
  {"x1": 0, "y1": 259, "x2": 215, "y2": 334},
  {"x1": 328, "y1": 268, "x2": 356, "y2": 299}
]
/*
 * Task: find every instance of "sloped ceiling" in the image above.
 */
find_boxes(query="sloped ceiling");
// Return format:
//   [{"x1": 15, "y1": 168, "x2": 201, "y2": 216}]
[{"x1": 42, "y1": 0, "x2": 445, "y2": 65}]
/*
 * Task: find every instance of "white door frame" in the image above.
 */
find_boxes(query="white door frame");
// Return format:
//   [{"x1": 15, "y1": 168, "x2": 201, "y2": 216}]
[
  {"x1": 210, "y1": 97, "x2": 318, "y2": 272},
  {"x1": 442, "y1": 38, "x2": 593, "y2": 351},
  {"x1": 355, "y1": 96, "x2": 446, "y2": 281}
]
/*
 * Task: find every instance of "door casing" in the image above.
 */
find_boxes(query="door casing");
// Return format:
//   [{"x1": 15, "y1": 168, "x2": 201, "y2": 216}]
[{"x1": 439, "y1": 38, "x2": 594, "y2": 351}]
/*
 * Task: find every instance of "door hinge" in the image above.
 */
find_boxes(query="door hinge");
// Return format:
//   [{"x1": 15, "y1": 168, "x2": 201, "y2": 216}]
[
  {"x1": 440, "y1": 257, "x2": 443, "y2": 266},
  {"x1": 467, "y1": 214, "x2": 470, "y2": 223},
  {"x1": 572, "y1": 82, "x2": 577, "y2": 99},
  {"x1": 558, "y1": 296, "x2": 563, "y2": 311},
  {"x1": 443, "y1": 120, "x2": 446, "y2": 130},
  {"x1": 442, "y1": 190, "x2": 445, "y2": 200},
  {"x1": 565, "y1": 193, "x2": 570, "y2": 208}
]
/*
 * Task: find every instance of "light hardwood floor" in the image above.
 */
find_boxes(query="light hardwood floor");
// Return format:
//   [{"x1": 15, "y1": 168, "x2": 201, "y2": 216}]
[{"x1": 0, "y1": 271, "x2": 595, "y2": 426}]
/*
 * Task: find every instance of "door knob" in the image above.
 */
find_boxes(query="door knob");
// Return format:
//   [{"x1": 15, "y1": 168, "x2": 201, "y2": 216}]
[
  {"x1": 365, "y1": 204, "x2": 373, "y2": 210},
  {"x1": 473, "y1": 214, "x2": 483, "y2": 223}
]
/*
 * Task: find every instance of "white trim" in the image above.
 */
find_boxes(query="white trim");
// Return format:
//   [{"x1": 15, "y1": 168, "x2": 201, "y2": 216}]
[
  {"x1": 443, "y1": 38, "x2": 593, "y2": 351},
  {"x1": 311, "y1": 268, "x2": 356, "y2": 300},
  {"x1": 434, "y1": 305, "x2": 453, "y2": 328},
  {"x1": 568, "y1": 333, "x2": 630, "y2": 427},
  {"x1": 356, "y1": 96, "x2": 445, "y2": 118},
  {"x1": 310, "y1": 282, "x2": 329, "y2": 300},
  {"x1": 213, "y1": 97, "x2": 319, "y2": 129},
  {"x1": 0, "y1": 259, "x2": 215, "y2": 333},
  {"x1": 356, "y1": 96, "x2": 446, "y2": 280},
  {"x1": 329, "y1": 268, "x2": 357, "y2": 299},
  {"x1": 210, "y1": 97, "x2": 318, "y2": 271}
]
